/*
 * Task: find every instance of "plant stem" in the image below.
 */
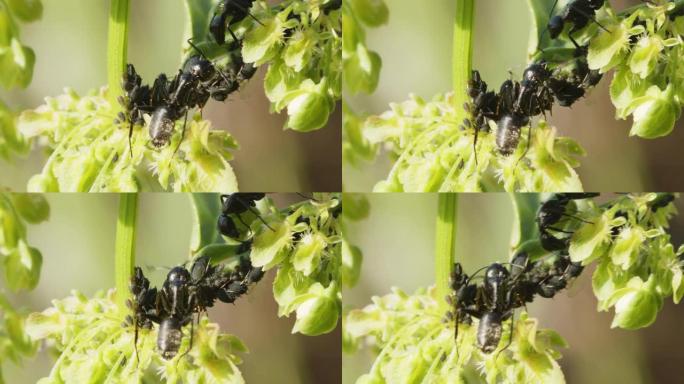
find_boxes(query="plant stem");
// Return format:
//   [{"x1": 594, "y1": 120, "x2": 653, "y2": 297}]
[
  {"x1": 452, "y1": 0, "x2": 475, "y2": 118},
  {"x1": 115, "y1": 193, "x2": 138, "y2": 313},
  {"x1": 107, "y1": 0, "x2": 130, "y2": 104},
  {"x1": 435, "y1": 194, "x2": 458, "y2": 301}
]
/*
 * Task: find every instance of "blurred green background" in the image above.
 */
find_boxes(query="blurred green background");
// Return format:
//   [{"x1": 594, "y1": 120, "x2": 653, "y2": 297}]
[
  {"x1": 343, "y1": 193, "x2": 684, "y2": 384},
  {"x1": 2, "y1": 193, "x2": 340, "y2": 383},
  {"x1": 343, "y1": 0, "x2": 684, "y2": 191},
  {"x1": 0, "y1": 0, "x2": 341, "y2": 192}
]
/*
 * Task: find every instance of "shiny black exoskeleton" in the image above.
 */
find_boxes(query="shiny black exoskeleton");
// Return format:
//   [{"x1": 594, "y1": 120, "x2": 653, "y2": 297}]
[
  {"x1": 537, "y1": 193, "x2": 599, "y2": 252},
  {"x1": 125, "y1": 254, "x2": 263, "y2": 360},
  {"x1": 210, "y1": 0, "x2": 258, "y2": 45},
  {"x1": 446, "y1": 250, "x2": 586, "y2": 354},
  {"x1": 118, "y1": 41, "x2": 256, "y2": 153},
  {"x1": 217, "y1": 193, "x2": 271, "y2": 240},
  {"x1": 548, "y1": 0, "x2": 607, "y2": 49}
]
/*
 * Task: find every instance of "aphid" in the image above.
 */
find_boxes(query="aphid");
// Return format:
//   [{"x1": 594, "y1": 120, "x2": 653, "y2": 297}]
[{"x1": 548, "y1": 0, "x2": 608, "y2": 49}]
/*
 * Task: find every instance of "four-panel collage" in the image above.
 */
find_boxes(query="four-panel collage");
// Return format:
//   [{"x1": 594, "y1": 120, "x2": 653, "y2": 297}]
[{"x1": 1, "y1": 0, "x2": 684, "y2": 383}]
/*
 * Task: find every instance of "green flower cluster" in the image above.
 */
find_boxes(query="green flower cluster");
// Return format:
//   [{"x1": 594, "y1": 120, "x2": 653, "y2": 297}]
[
  {"x1": 343, "y1": 287, "x2": 567, "y2": 384},
  {"x1": 587, "y1": 1, "x2": 684, "y2": 138},
  {"x1": 568, "y1": 193, "x2": 683, "y2": 330},
  {"x1": 0, "y1": 192, "x2": 47, "y2": 383},
  {"x1": 247, "y1": 193, "x2": 341, "y2": 336},
  {"x1": 342, "y1": 0, "x2": 387, "y2": 94},
  {"x1": 18, "y1": 88, "x2": 239, "y2": 192},
  {"x1": 0, "y1": 0, "x2": 41, "y2": 161},
  {"x1": 26, "y1": 290, "x2": 247, "y2": 384},
  {"x1": 240, "y1": 0, "x2": 341, "y2": 132},
  {"x1": 351, "y1": 93, "x2": 586, "y2": 192}
]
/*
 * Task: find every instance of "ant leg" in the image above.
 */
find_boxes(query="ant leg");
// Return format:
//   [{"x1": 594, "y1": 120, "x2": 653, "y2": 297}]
[
  {"x1": 473, "y1": 126, "x2": 480, "y2": 166},
  {"x1": 128, "y1": 120, "x2": 134, "y2": 159},
  {"x1": 494, "y1": 313, "x2": 515, "y2": 362},
  {"x1": 228, "y1": 3, "x2": 264, "y2": 26},
  {"x1": 235, "y1": 198, "x2": 275, "y2": 231},
  {"x1": 515, "y1": 124, "x2": 532, "y2": 167},
  {"x1": 134, "y1": 321, "x2": 140, "y2": 366},
  {"x1": 173, "y1": 112, "x2": 189, "y2": 156},
  {"x1": 178, "y1": 317, "x2": 195, "y2": 362}
]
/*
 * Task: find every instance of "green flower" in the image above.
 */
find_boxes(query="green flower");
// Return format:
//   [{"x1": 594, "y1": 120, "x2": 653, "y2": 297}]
[
  {"x1": 628, "y1": 85, "x2": 680, "y2": 138},
  {"x1": 18, "y1": 88, "x2": 239, "y2": 192},
  {"x1": 26, "y1": 290, "x2": 247, "y2": 383}
]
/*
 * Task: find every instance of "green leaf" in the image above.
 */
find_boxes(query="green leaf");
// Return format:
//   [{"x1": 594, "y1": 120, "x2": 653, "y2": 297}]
[
  {"x1": 292, "y1": 282, "x2": 339, "y2": 335},
  {"x1": 609, "y1": 66, "x2": 649, "y2": 119},
  {"x1": 3, "y1": 239, "x2": 42, "y2": 291},
  {"x1": 182, "y1": 0, "x2": 215, "y2": 43},
  {"x1": 343, "y1": 44, "x2": 381, "y2": 94},
  {"x1": 569, "y1": 213, "x2": 611, "y2": 264},
  {"x1": 10, "y1": 194, "x2": 49, "y2": 224},
  {"x1": 351, "y1": 0, "x2": 389, "y2": 27},
  {"x1": 189, "y1": 193, "x2": 223, "y2": 254},
  {"x1": 285, "y1": 79, "x2": 334, "y2": 132},
  {"x1": 628, "y1": 85, "x2": 680, "y2": 139},
  {"x1": 610, "y1": 277, "x2": 661, "y2": 329},
  {"x1": 6, "y1": 0, "x2": 43, "y2": 22},
  {"x1": 609, "y1": 227, "x2": 643, "y2": 270},
  {"x1": 292, "y1": 232, "x2": 327, "y2": 276},
  {"x1": 341, "y1": 240, "x2": 362, "y2": 287},
  {"x1": 628, "y1": 35, "x2": 663, "y2": 79},
  {"x1": 0, "y1": 39, "x2": 35, "y2": 89},
  {"x1": 588, "y1": 22, "x2": 630, "y2": 73},
  {"x1": 250, "y1": 222, "x2": 292, "y2": 270}
]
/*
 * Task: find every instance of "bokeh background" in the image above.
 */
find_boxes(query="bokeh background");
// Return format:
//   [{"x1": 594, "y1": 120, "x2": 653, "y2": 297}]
[
  {"x1": 0, "y1": 0, "x2": 341, "y2": 192},
  {"x1": 343, "y1": 0, "x2": 684, "y2": 191},
  {"x1": 2, "y1": 193, "x2": 340, "y2": 384},
  {"x1": 343, "y1": 193, "x2": 684, "y2": 384}
]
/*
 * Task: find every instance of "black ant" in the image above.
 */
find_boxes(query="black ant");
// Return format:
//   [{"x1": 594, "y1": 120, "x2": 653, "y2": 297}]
[
  {"x1": 447, "y1": 250, "x2": 587, "y2": 355},
  {"x1": 124, "y1": 253, "x2": 263, "y2": 362},
  {"x1": 217, "y1": 193, "x2": 274, "y2": 240},
  {"x1": 117, "y1": 41, "x2": 254, "y2": 156},
  {"x1": 210, "y1": 0, "x2": 262, "y2": 45},
  {"x1": 537, "y1": 193, "x2": 599, "y2": 252},
  {"x1": 547, "y1": 0, "x2": 609, "y2": 50}
]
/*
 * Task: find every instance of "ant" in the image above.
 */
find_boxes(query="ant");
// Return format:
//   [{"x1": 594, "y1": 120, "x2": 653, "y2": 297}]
[
  {"x1": 217, "y1": 193, "x2": 274, "y2": 240},
  {"x1": 210, "y1": 0, "x2": 262, "y2": 45},
  {"x1": 117, "y1": 40, "x2": 254, "y2": 156},
  {"x1": 547, "y1": 0, "x2": 609, "y2": 50},
  {"x1": 124, "y1": 253, "x2": 264, "y2": 362},
  {"x1": 537, "y1": 193, "x2": 599, "y2": 252}
]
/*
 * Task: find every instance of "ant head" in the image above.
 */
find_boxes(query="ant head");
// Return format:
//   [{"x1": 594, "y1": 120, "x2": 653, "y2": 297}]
[
  {"x1": 523, "y1": 63, "x2": 549, "y2": 82},
  {"x1": 548, "y1": 15, "x2": 564, "y2": 39},
  {"x1": 167, "y1": 266, "x2": 191, "y2": 284},
  {"x1": 184, "y1": 56, "x2": 216, "y2": 82}
]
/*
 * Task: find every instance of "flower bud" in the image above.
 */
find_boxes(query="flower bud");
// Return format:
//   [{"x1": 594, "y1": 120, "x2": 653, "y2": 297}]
[{"x1": 292, "y1": 283, "x2": 339, "y2": 336}]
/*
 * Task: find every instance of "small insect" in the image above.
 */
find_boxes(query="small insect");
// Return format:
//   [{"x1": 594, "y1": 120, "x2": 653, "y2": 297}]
[
  {"x1": 125, "y1": 254, "x2": 263, "y2": 361},
  {"x1": 210, "y1": 0, "x2": 260, "y2": 45},
  {"x1": 119, "y1": 41, "x2": 253, "y2": 155},
  {"x1": 547, "y1": 0, "x2": 608, "y2": 49},
  {"x1": 537, "y1": 193, "x2": 599, "y2": 252},
  {"x1": 217, "y1": 193, "x2": 273, "y2": 240}
]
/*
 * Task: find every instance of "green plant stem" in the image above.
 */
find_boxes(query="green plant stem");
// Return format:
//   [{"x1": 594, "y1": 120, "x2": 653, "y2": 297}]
[
  {"x1": 435, "y1": 194, "x2": 458, "y2": 301},
  {"x1": 115, "y1": 193, "x2": 138, "y2": 313},
  {"x1": 452, "y1": 0, "x2": 475, "y2": 118},
  {"x1": 107, "y1": 0, "x2": 130, "y2": 104}
]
